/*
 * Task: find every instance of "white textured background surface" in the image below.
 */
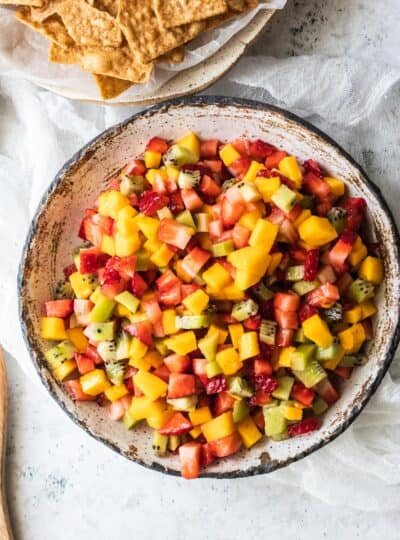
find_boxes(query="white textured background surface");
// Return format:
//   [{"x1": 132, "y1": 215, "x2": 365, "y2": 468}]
[{"x1": 2, "y1": 0, "x2": 400, "y2": 538}]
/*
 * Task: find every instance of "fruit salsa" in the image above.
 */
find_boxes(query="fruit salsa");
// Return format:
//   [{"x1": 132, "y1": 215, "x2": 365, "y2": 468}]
[{"x1": 40, "y1": 132, "x2": 384, "y2": 479}]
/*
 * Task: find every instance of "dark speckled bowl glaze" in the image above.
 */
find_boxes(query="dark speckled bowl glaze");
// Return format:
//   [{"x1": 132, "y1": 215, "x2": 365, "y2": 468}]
[{"x1": 18, "y1": 97, "x2": 400, "y2": 478}]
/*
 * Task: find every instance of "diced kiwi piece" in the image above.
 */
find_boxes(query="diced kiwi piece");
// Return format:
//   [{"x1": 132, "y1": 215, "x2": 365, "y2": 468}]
[
  {"x1": 89, "y1": 295, "x2": 116, "y2": 323},
  {"x1": 194, "y1": 213, "x2": 210, "y2": 232},
  {"x1": 237, "y1": 182, "x2": 261, "y2": 203},
  {"x1": 294, "y1": 328, "x2": 311, "y2": 343},
  {"x1": 312, "y1": 396, "x2": 328, "y2": 415},
  {"x1": 105, "y1": 358, "x2": 127, "y2": 386},
  {"x1": 175, "y1": 314, "x2": 211, "y2": 329},
  {"x1": 264, "y1": 407, "x2": 287, "y2": 437},
  {"x1": 135, "y1": 250, "x2": 150, "y2": 271},
  {"x1": 231, "y1": 299, "x2": 259, "y2": 322},
  {"x1": 211, "y1": 240, "x2": 235, "y2": 257},
  {"x1": 152, "y1": 432, "x2": 169, "y2": 456},
  {"x1": 178, "y1": 169, "x2": 201, "y2": 189},
  {"x1": 328, "y1": 206, "x2": 346, "y2": 233},
  {"x1": 293, "y1": 360, "x2": 327, "y2": 388},
  {"x1": 271, "y1": 185, "x2": 296, "y2": 213},
  {"x1": 115, "y1": 291, "x2": 140, "y2": 314},
  {"x1": 168, "y1": 435, "x2": 181, "y2": 451},
  {"x1": 292, "y1": 279, "x2": 320, "y2": 296},
  {"x1": 233, "y1": 400, "x2": 250, "y2": 423},
  {"x1": 120, "y1": 174, "x2": 145, "y2": 195},
  {"x1": 339, "y1": 354, "x2": 366, "y2": 367},
  {"x1": 84, "y1": 322, "x2": 115, "y2": 341},
  {"x1": 157, "y1": 207, "x2": 173, "y2": 220},
  {"x1": 97, "y1": 340, "x2": 117, "y2": 362},
  {"x1": 176, "y1": 209, "x2": 196, "y2": 228},
  {"x1": 154, "y1": 338, "x2": 170, "y2": 356},
  {"x1": 45, "y1": 340, "x2": 76, "y2": 370},
  {"x1": 299, "y1": 195, "x2": 314, "y2": 209},
  {"x1": 286, "y1": 265, "x2": 305, "y2": 282},
  {"x1": 167, "y1": 395, "x2": 198, "y2": 412},
  {"x1": 221, "y1": 178, "x2": 237, "y2": 192},
  {"x1": 272, "y1": 376, "x2": 295, "y2": 401},
  {"x1": 55, "y1": 280, "x2": 74, "y2": 299},
  {"x1": 116, "y1": 330, "x2": 132, "y2": 361},
  {"x1": 228, "y1": 376, "x2": 253, "y2": 398},
  {"x1": 198, "y1": 332, "x2": 219, "y2": 362},
  {"x1": 315, "y1": 340, "x2": 341, "y2": 362},
  {"x1": 291, "y1": 344, "x2": 316, "y2": 371},
  {"x1": 163, "y1": 144, "x2": 197, "y2": 167},
  {"x1": 323, "y1": 303, "x2": 343, "y2": 323},
  {"x1": 348, "y1": 279, "x2": 375, "y2": 303},
  {"x1": 262, "y1": 399, "x2": 279, "y2": 411},
  {"x1": 252, "y1": 282, "x2": 274, "y2": 301},
  {"x1": 123, "y1": 410, "x2": 140, "y2": 430},
  {"x1": 259, "y1": 319, "x2": 277, "y2": 345},
  {"x1": 205, "y1": 360, "x2": 223, "y2": 378},
  {"x1": 270, "y1": 431, "x2": 290, "y2": 441}
]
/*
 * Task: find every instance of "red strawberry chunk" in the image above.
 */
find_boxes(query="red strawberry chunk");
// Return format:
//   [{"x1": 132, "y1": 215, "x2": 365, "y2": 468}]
[
  {"x1": 156, "y1": 269, "x2": 180, "y2": 291},
  {"x1": 181, "y1": 247, "x2": 211, "y2": 277},
  {"x1": 159, "y1": 282, "x2": 182, "y2": 306},
  {"x1": 75, "y1": 353, "x2": 95, "y2": 375},
  {"x1": 45, "y1": 299, "x2": 73, "y2": 318},
  {"x1": 342, "y1": 197, "x2": 366, "y2": 232},
  {"x1": 179, "y1": 442, "x2": 202, "y2": 479},
  {"x1": 131, "y1": 272, "x2": 148, "y2": 297},
  {"x1": 287, "y1": 417, "x2": 320, "y2": 437},
  {"x1": 64, "y1": 380, "x2": 95, "y2": 401},
  {"x1": 265, "y1": 150, "x2": 287, "y2": 169},
  {"x1": 157, "y1": 218, "x2": 193, "y2": 250},
  {"x1": 306, "y1": 283, "x2": 339, "y2": 308},
  {"x1": 159, "y1": 412, "x2": 192, "y2": 436},
  {"x1": 303, "y1": 172, "x2": 331, "y2": 200},
  {"x1": 205, "y1": 375, "x2": 227, "y2": 395},
  {"x1": 274, "y1": 292, "x2": 301, "y2": 312},
  {"x1": 124, "y1": 159, "x2": 146, "y2": 176},
  {"x1": 200, "y1": 139, "x2": 219, "y2": 158},
  {"x1": 303, "y1": 159, "x2": 323, "y2": 178},
  {"x1": 298, "y1": 304, "x2": 318, "y2": 323},
  {"x1": 145, "y1": 136, "x2": 169, "y2": 154},
  {"x1": 304, "y1": 249, "x2": 320, "y2": 281},
  {"x1": 328, "y1": 229, "x2": 357, "y2": 271},
  {"x1": 275, "y1": 309, "x2": 298, "y2": 329},
  {"x1": 168, "y1": 373, "x2": 196, "y2": 398},
  {"x1": 138, "y1": 190, "x2": 169, "y2": 216},
  {"x1": 249, "y1": 139, "x2": 275, "y2": 160},
  {"x1": 243, "y1": 315, "x2": 262, "y2": 330},
  {"x1": 200, "y1": 175, "x2": 221, "y2": 198},
  {"x1": 125, "y1": 320, "x2": 153, "y2": 346},
  {"x1": 228, "y1": 156, "x2": 251, "y2": 179},
  {"x1": 251, "y1": 374, "x2": 279, "y2": 394},
  {"x1": 168, "y1": 190, "x2": 185, "y2": 213},
  {"x1": 291, "y1": 382, "x2": 315, "y2": 406},
  {"x1": 249, "y1": 390, "x2": 273, "y2": 406},
  {"x1": 164, "y1": 354, "x2": 191, "y2": 373},
  {"x1": 63, "y1": 263, "x2": 77, "y2": 279},
  {"x1": 209, "y1": 432, "x2": 242, "y2": 458},
  {"x1": 201, "y1": 443, "x2": 216, "y2": 467},
  {"x1": 79, "y1": 248, "x2": 109, "y2": 274}
]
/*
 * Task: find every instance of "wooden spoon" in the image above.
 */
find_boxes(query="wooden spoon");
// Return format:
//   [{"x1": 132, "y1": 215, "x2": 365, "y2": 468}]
[{"x1": 0, "y1": 347, "x2": 14, "y2": 540}]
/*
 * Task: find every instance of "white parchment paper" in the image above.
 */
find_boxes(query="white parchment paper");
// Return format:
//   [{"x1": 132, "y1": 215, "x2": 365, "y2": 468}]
[{"x1": 0, "y1": 0, "x2": 286, "y2": 100}]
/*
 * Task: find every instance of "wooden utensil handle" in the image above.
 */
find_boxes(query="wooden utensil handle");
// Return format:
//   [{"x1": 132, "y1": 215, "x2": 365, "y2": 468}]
[{"x1": 0, "y1": 347, "x2": 14, "y2": 540}]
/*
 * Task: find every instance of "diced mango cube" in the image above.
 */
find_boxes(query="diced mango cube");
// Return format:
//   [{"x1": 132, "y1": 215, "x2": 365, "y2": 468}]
[
  {"x1": 105, "y1": 383, "x2": 129, "y2": 402},
  {"x1": 278, "y1": 346, "x2": 296, "y2": 368},
  {"x1": 249, "y1": 218, "x2": 279, "y2": 252},
  {"x1": 101, "y1": 234, "x2": 116, "y2": 256},
  {"x1": 53, "y1": 359, "x2": 77, "y2": 381},
  {"x1": 243, "y1": 161, "x2": 266, "y2": 183},
  {"x1": 133, "y1": 370, "x2": 168, "y2": 401},
  {"x1": 338, "y1": 324, "x2": 366, "y2": 354},
  {"x1": 228, "y1": 323, "x2": 244, "y2": 349},
  {"x1": 293, "y1": 209, "x2": 312, "y2": 229},
  {"x1": 167, "y1": 331, "x2": 197, "y2": 355},
  {"x1": 80, "y1": 369, "x2": 111, "y2": 396},
  {"x1": 360, "y1": 300, "x2": 377, "y2": 319},
  {"x1": 324, "y1": 177, "x2": 345, "y2": 197},
  {"x1": 129, "y1": 337, "x2": 148, "y2": 360},
  {"x1": 144, "y1": 150, "x2": 162, "y2": 169},
  {"x1": 69, "y1": 272, "x2": 96, "y2": 299},
  {"x1": 189, "y1": 406, "x2": 213, "y2": 426},
  {"x1": 189, "y1": 426, "x2": 203, "y2": 439},
  {"x1": 279, "y1": 156, "x2": 303, "y2": 188},
  {"x1": 344, "y1": 305, "x2": 363, "y2": 324},
  {"x1": 216, "y1": 347, "x2": 242, "y2": 376},
  {"x1": 162, "y1": 309, "x2": 178, "y2": 335},
  {"x1": 202, "y1": 263, "x2": 232, "y2": 289},
  {"x1": 255, "y1": 177, "x2": 281, "y2": 202},
  {"x1": 223, "y1": 282, "x2": 245, "y2": 301},
  {"x1": 41, "y1": 317, "x2": 68, "y2": 341},
  {"x1": 207, "y1": 324, "x2": 228, "y2": 345},
  {"x1": 129, "y1": 396, "x2": 165, "y2": 421},
  {"x1": 135, "y1": 215, "x2": 160, "y2": 240},
  {"x1": 116, "y1": 218, "x2": 139, "y2": 237},
  {"x1": 302, "y1": 314, "x2": 334, "y2": 348},
  {"x1": 97, "y1": 190, "x2": 130, "y2": 219},
  {"x1": 150, "y1": 244, "x2": 175, "y2": 267},
  {"x1": 177, "y1": 132, "x2": 201, "y2": 160},
  {"x1": 117, "y1": 206, "x2": 137, "y2": 220},
  {"x1": 202, "y1": 412, "x2": 235, "y2": 442},
  {"x1": 267, "y1": 252, "x2": 283, "y2": 276},
  {"x1": 298, "y1": 216, "x2": 338, "y2": 247},
  {"x1": 66, "y1": 327, "x2": 89, "y2": 352},
  {"x1": 183, "y1": 289, "x2": 209, "y2": 315},
  {"x1": 238, "y1": 209, "x2": 262, "y2": 230},
  {"x1": 237, "y1": 416, "x2": 262, "y2": 448},
  {"x1": 219, "y1": 143, "x2": 241, "y2": 166},
  {"x1": 282, "y1": 404, "x2": 303, "y2": 421},
  {"x1": 238, "y1": 332, "x2": 260, "y2": 360},
  {"x1": 358, "y1": 256, "x2": 384, "y2": 285}
]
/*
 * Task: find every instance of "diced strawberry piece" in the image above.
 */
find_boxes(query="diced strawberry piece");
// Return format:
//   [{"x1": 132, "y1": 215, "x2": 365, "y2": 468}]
[
  {"x1": 298, "y1": 304, "x2": 318, "y2": 323},
  {"x1": 181, "y1": 188, "x2": 203, "y2": 210},
  {"x1": 205, "y1": 375, "x2": 227, "y2": 395},
  {"x1": 303, "y1": 172, "x2": 332, "y2": 200},
  {"x1": 168, "y1": 373, "x2": 196, "y2": 398},
  {"x1": 315, "y1": 378, "x2": 338, "y2": 404},
  {"x1": 181, "y1": 247, "x2": 211, "y2": 277},
  {"x1": 203, "y1": 159, "x2": 223, "y2": 174},
  {"x1": 306, "y1": 283, "x2": 339, "y2": 308},
  {"x1": 252, "y1": 409, "x2": 265, "y2": 431},
  {"x1": 243, "y1": 315, "x2": 262, "y2": 330},
  {"x1": 192, "y1": 357, "x2": 207, "y2": 378},
  {"x1": 200, "y1": 139, "x2": 220, "y2": 158},
  {"x1": 200, "y1": 175, "x2": 221, "y2": 198},
  {"x1": 79, "y1": 247, "x2": 109, "y2": 274},
  {"x1": 179, "y1": 442, "x2": 202, "y2": 479},
  {"x1": 159, "y1": 412, "x2": 192, "y2": 436},
  {"x1": 342, "y1": 197, "x2": 366, "y2": 232},
  {"x1": 316, "y1": 199, "x2": 333, "y2": 216},
  {"x1": 232, "y1": 223, "x2": 250, "y2": 248},
  {"x1": 131, "y1": 273, "x2": 148, "y2": 297},
  {"x1": 275, "y1": 308, "x2": 298, "y2": 329},
  {"x1": 125, "y1": 320, "x2": 153, "y2": 346},
  {"x1": 164, "y1": 354, "x2": 191, "y2": 373},
  {"x1": 107, "y1": 395, "x2": 132, "y2": 421},
  {"x1": 208, "y1": 219, "x2": 224, "y2": 238},
  {"x1": 100, "y1": 279, "x2": 127, "y2": 300},
  {"x1": 156, "y1": 269, "x2": 180, "y2": 292},
  {"x1": 336, "y1": 271, "x2": 353, "y2": 294},
  {"x1": 158, "y1": 218, "x2": 193, "y2": 250},
  {"x1": 75, "y1": 353, "x2": 95, "y2": 375},
  {"x1": 361, "y1": 318, "x2": 374, "y2": 340},
  {"x1": 249, "y1": 390, "x2": 273, "y2": 406},
  {"x1": 209, "y1": 432, "x2": 242, "y2": 458},
  {"x1": 231, "y1": 139, "x2": 248, "y2": 155},
  {"x1": 221, "y1": 196, "x2": 246, "y2": 227},
  {"x1": 106, "y1": 255, "x2": 137, "y2": 279},
  {"x1": 63, "y1": 263, "x2": 77, "y2": 279},
  {"x1": 279, "y1": 219, "x2": 298, "y2": 244},
  {"x1": 327, "y1": 229, "x2": 357, "y2": 271},
  {"x1": 291, "y1": 382, "x2": 315, "y2": 406},
  {"x1": 275, "y1": 328, "x2": 294, "y2": 347},
  {"x1": 253, "y1": 358, "x2": 273, "y2": 375},
  {"x1": 287, "y1": 417, "x2": 320, "y2": 437},
  {"x1": 334, "y1": 366, "x2": 352, "y2": 379},
  {"x1": 85, "y1": 344, "x2": 103, "y2": 365},
  {"x1": 64, "y1": 380, "x2": 95, "y2": 401},
  {"x1": 286, "y1": 203, "x2": 302, "y2": 222},
  {"x1": 168, "y1": 190, "x2": 185, "y2": 213},
  {"x1": 317, "y1": 264, "x2": 337, "y2": 284},
  {"x1": 152, "y1": 174, "x2": 167, "y2": 195},
  {"x1": 139, "y1": 190, "x2": 168, "y2": 216},
  {"x1": 108, "y1": 176, "x2": 121, "y2": 191},
  {"x1": 201, "y1": 443, "x2": 216, "y2": 467},
  {"x1": 303, "y1": 159, "x2": 323, "y2": 178},
  {"x1": 92, "y1": 214, "x2": 114, "y2": 235},
  {"x1": 249, "y1": 139, "x2": 275, "y2": 160},
  {"x1": 124, "y1": 159, "x2": 146, "y2": 176},
  {"x1": 213, "y1": 391, "x2": 236, "y2": 416},
  {"x1": 268, "y1": 207, "x2": 286, "y2": 225},
  {"x1": 159, "y1": 282, "x2": 182, "y2": 306},
  {"x1": 181, "y1": 284, "x2": 200, "y2": 300},
  {"x1": 141, "y1": 297, "x2": 162, "y2": 324},
  {"x1": 79, "y1": 217, "x2": 103, "y2": 247},
  {"x1": 73, "y1": 299, "x2": 94, "y2": 326},
  {"x1": 145, "y1": 136, "x2": 169, "y2": 153},
  {"x1": 265, "y1": 150, "x2": 287, "y2": 169},
  {"x1": 251, "y1": 374, "x2": 279, "y2": 394},
  {"x1": 273, "y1": 292, "x2": 300, "y2": 312},
  {"x1": 304, "y1": 249, "x2": 320, "y2": 281},
  {"x1": 152, "y1": 364, "x2": 170, "y2": 382},
  {"x1": 228, "y1": 156, "x2": 251, "y2": 179},
  {"x1": 45, "y1": 299, "x2": 73, "y2": 318},
  {"x1": 290, "y1": 246, "x2": 307, "y2": 264}
]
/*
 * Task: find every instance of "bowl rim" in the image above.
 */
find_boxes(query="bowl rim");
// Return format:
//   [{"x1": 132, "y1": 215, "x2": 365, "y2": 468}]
[{"x1": 18, "y1": 95, "x2": 400, "y2": 479}]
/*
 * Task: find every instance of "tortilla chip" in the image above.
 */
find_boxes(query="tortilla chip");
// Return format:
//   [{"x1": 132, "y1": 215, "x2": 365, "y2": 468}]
[
  {"x1": 206, "y1": 0, "x2": 258, "y2": 30},
  {"x1": 153, "y1": 0, "x2": 227, "y2": 29},
  {"x1": 159, "y1": 46, "x2": 185, "y2": 64},
  {"x1": 227, "y1": 0, "x2": 258, "y2": 11},
  {"x1": 0, "y1": 0, "x2": 43, "y2": 6},
  {"x1": 49, "y1": 43, "x2": 154, "y2": 83},
  {"x1": 57, "y1": 0, "x2": 122, "y2": 48},
  {"x1": 117, "y1": 0, "x2": 205, "y2": 63},
  {"x1": 29, "y1": 0, "x2": 66, "y2": 22},
  {"x1": 15, "y1": 8, "x2": 74, "y2": 47},
  {"x1": 89, "y1": 0, "x2": 118, "y2": 17},
  {"x1": 92, "y1": 74, "x2": 132, "y2": 99}
]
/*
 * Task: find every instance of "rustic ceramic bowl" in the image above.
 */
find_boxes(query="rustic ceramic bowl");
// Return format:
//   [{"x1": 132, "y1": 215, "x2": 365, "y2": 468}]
[{"x1": 19, "y1": 97, "x2": 400, "y2": 478}]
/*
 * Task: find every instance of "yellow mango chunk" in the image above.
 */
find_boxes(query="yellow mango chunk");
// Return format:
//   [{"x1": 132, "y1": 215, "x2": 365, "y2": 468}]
[
  {"x1": 249, "y1": 218, "x2": 279, "y2": 252},
  {"x1": 41, "y1": 317, "x2": 67, "y2": 341},
  {"x1": 237, "y1": 416, "x2": 262, "y2": 448},
  {"x1": 66, "y1": 327, "x2": 88, "y2": 352},
  {"x1": 243, "y1": 160, "x2": 266, "y2": 183},
  {"x1": 53, "y1": 359, "x2": 77, "y2": 381},
  {"x1": 228, "y1": 323, "x2": 244, "y2": 349},
  {"x1": 202, "y1": 412, "x2": 235, "y2": 442},
  {"x1": 279, "y1": 156, "x2": 303, "y2": 188},
  {"x1": 183, "y1": 289, "x2": 209, "y2": 315},
  {"x1": 167, "y1": 331, "x2": 197, "y2": 355},
  {"x1": 219, "y1": 143, "x2": 241, "y2": 166},
  {"x1": 238, "y1": 332, "x2": 260, "y2": 360},
  {"x1": 162, "y1": 309, "x2": 178, "y2": 335},
  {"x1": 80, "y1": 369, "x2": 111, "y2": 396},
  {"x1": 97, "y1": 190, "x2": 130, "y2": 219},
  {"x1": 202, "y1": 263, "x2": 232, "y2": 289},
  {"x1": 298, "y1": 216, "x2": 338, "y2": 247},
  {"x1": 324, "y1": 177, "x2": 345, "y2": 197},
  {"x1": 105, "y1": 384, "x2": 129, "y2": 402},
  {"x1": 144, "y1": 150, "x2": 162, "y2": 169},
  {"x1": 302, "y1": 314, "x2": 334, "y2": 348},
  {"x1": 189, "y1": 406, "x2": 213, "y2": 426},
  {"x1": 358, "y1": 256, "x2": 384, "y2": 285},
  {"x1": 216, "y1": 347, "x2": 242, "y2": 376},
  {"x1": 133, "y1": 370, "x2": 168, "y2": 401},
  {"x1": 177, "y1": 132, "x2": 201, "y2": 160},
  {"x1": 255, "y1": 177, "x2": 281, "y2": 202}
]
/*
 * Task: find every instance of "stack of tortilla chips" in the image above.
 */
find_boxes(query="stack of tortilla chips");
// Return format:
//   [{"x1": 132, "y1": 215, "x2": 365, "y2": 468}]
[{"x1": 1, "y1": 0, "x2": 259, "y2": 99}]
